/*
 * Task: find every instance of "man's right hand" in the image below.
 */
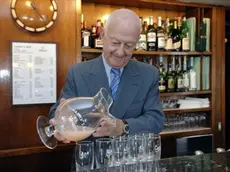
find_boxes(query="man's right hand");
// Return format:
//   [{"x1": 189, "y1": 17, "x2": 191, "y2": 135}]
[{"x1": 49, "y1": 98, "x2": 70, "y2": 144}]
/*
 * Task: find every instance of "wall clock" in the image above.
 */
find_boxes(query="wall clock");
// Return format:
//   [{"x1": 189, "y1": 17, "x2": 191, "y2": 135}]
[{"x1": 10, "y1": 0, "x2": 58, "y2": 32}]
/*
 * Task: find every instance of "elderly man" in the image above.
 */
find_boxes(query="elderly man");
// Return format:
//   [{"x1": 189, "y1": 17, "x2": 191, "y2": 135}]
[{"x1": 49, "y1": 9, "x2": 164, "y2": 142}]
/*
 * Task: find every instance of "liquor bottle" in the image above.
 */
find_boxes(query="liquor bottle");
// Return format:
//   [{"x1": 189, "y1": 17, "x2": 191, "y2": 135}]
[
  {"x1": 157, "y1": 16, "x2": 165, "y2": 51},
  {"x1": 95, "y1": 19, "x2": 103, "y2": 49},
  {"x1": 164, "y1": 17, "x2": 173, "y2": 51},
  {"x1": 189, "y1": 57, "x2": 197, "y2": 91},
  {"x1": 176, "y1": 56, "x2": 184, "y2": 92},
  {"x1": 158, "y1": 55, "x2": 166, "y2": 92},
  {"x1": 81, "y1": 14, "x2": 84, "y2": 30},
  {"x1": 136, "y1": 20, "x2": 147, "y2": 50},
  {"x1": 181, "y1": 16, "x2": 190, "y2": 51},
  {"x1": 200, "y1": 18, "x2": 207, "y2": 52},
  {"x1": 171, "y1": 55, "x2": 177, "y2": 78},
  {"x1": 81, "y1": 21, "x2": 91, "y2": 48},
  {"x1": 172, "y1": 19, "x2": 181, "y2": 51},
  {"x1": 147, "y1": 16, "x2": 157, "y2": 51},
  {"x1": 167, "y1": 65, "x2": 175, "y2": 92},
  {"x1": 167, "y1": 58, "x2": 175, "y2": 92},
  {"x1": 90, "y1": 24, "x2": 97, "y2": 48},
  {"x1": 182, "y1": 55, "x2": 189, "y2": 91}
]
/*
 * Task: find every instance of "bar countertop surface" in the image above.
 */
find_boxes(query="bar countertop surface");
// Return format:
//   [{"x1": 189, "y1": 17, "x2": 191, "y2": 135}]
[{"x1": 71, "y1": 152, "x2": 230, "y2": 172}]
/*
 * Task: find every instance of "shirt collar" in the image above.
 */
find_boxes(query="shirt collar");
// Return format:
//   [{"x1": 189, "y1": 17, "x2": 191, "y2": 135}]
[{"x1": 102, "y1": 53, "x2": 123, "y2": 75}]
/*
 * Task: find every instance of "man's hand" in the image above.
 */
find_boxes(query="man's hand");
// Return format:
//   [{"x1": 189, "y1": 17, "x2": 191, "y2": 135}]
[
  {"x1": 49, "y1": 98, "x2": 70, "y2": 144},
  {"x1": 93, "y1": 118, "x2": 124, "y2": 137}
]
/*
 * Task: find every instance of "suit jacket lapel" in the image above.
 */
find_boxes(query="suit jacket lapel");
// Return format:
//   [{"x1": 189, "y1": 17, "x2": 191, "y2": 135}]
[
  {"x1": 82, "y1": 56, "x2": 111, "y2": 97},
  {"x1": 110, "y1": 60, "x2": 142, "y2": 119}
]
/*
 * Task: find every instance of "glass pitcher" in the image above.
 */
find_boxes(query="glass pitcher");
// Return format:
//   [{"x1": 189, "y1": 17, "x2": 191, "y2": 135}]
[{"x1": 36, "y1": 88, "x2": 116, "y2": 149}]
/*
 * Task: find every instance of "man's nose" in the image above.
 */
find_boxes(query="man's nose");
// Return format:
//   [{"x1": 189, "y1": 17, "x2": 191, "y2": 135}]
[{"x1": 115, "y1": 44, "x2": 125, "y2": 57}]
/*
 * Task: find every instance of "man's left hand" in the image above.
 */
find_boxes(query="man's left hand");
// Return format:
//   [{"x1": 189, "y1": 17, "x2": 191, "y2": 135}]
[{"x1": 92, "y1": 118, "x2": 124, "y2": 137}]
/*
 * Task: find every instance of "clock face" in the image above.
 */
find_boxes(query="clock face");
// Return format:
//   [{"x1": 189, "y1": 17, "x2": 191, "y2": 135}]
[{"x1": 11, "y1": 0, "x2": 58, "y2": 32}]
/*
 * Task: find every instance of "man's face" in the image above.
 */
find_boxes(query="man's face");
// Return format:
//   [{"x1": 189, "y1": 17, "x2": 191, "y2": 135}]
[{"x1": 102, "y1": 23, "x2": 140, "y2": 68}]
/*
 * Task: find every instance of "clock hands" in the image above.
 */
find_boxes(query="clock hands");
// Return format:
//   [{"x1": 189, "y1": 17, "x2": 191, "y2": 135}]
[{"x1": 30, "y1": 0, "x2": 45, "y2": 21}]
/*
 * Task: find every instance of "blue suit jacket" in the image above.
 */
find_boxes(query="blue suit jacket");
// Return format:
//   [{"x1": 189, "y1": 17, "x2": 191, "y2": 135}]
[{"x1": 49, "y1": 55, "x2": 165, "y2": 134}]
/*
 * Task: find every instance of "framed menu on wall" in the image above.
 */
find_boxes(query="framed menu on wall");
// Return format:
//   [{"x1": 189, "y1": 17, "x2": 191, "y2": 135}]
[{"x1": 11, "y1": 41, "x2": 57, "y2": 105}]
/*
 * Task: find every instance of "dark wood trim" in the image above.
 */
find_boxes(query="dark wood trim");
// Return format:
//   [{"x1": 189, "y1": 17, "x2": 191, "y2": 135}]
[
  {"x1": 81, "y1": 48, "x2": 212, "y2": 56},
  {"x1": 161, "y1": 128, "x2": 212, "y2": 137},
  {"x1": 221, "y1": 8, "x2": 226, "y2": 149},
  {"x1": 219, "y1": 7, "x2": 226, "y2": 148},
  {"x1": 164, "y1": 107, "x2": 212, "y2": 114},
  {"x1": 83, "y1": 0, "x2": 214, "y2": 8},
  {"x1": 0, "y1": 143, "x2": 75, "y2": 158},
  {"x1": 160, "y1": 90, "x2": 212, "y2": 97},
  {"x1": 211, "y1": 7, "x2": 217, "y2": 149},
  {"x1": 139, "y1": 0, "x2": 214, "y2": 8}
]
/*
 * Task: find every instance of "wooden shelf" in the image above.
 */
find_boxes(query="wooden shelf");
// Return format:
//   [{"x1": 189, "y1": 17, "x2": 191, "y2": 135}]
[
  {"x1": 81, "y1": 48, "x2": 212, "y2": 56},
  {"x1": 160, "y1": 127, "x2": 212, "y2": 137},
  {"x1": 160, "y1": 90, "x2": 212, "y2": 97},
  {"x1": 0, "y1": 143, "x2": 76, "y2": 158},
  {"x1": 163, "y1": 107, "x2": 212, "y2": 114}
]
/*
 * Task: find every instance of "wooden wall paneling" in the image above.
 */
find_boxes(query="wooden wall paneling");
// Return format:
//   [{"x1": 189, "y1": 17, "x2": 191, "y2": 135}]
[
  {"x1": 0, "y1": 148, "x2": 74, "y2": 172},
  {"x1": 211, "y1": 7, "x2": 217, "y2": 150},
  {"x1": 221, "y1": 8, "x2": 226, "y2": 149},
  {"x1": 76, "y1": 0, "x2": 82, "y2": 63},
  {"x1": 210, "y1": 7, "x2": 226, "y2": 149},
  {"x1": 213, "y1": 7, "x2": 226, "y2": 148},
  {"x1": 0, "y1": 0, "x2": 77, "y2": 150}
]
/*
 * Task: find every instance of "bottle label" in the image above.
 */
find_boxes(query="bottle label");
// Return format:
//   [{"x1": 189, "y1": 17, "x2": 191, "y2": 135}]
[
  {"x1": 165, "y1": 38, "x2": 173, "y2": 50},
  {"x1": 173, "y1": 41, "x2": 181, "y2": 50},
  {"x1": 82, "y1": 31, "x2": 90, "y2": 47},
  {"x1": 190, "y1": 72, "x2": 197, "y2": 89},
  {"x1": 168, "y1": 79, "x2": 175, "y2": 89},
  {"x1": 159, "y1": 85, "x2": 166, "y2": 91},
  {"x1": 95, "y1": 39, "x2": 103, "y2": 48},
  {"x1": 182, "y1": 38, "x2": 190, "y2": 51},
  {"x1": 147, "y1": 32, "x2": 156, "y2": 42},
  {"x1": 183, "y1": 76, "x2": 189, "y2": 88},
  {"x1": 92, "y1": 27, "x2": 96, "y2": 33},
  {"x1": 158, "y1": 37, "x2": 165, "y2": 49},
  {"x1": 136, "y1": 34, "x2": 147, "y2": 50},
  {"x1": 177, "y1": 78, "x2": 183, "y2": 88},
  {"x1": 159, "y1": 79, "x2": 166, "y2": 91}
]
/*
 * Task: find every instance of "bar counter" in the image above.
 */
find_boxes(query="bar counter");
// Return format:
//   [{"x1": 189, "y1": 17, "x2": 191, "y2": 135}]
[{"x1": 71, "y1": 152, "x2": 230, "y2": 172}]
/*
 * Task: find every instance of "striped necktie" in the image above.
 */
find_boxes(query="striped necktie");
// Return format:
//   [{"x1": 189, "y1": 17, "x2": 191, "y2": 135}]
[{"x1": 110, "y1": 68, "x2": 121, "y2": 100}]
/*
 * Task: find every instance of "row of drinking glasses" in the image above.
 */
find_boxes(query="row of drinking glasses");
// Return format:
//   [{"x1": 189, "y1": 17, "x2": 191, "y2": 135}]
[
  {"x1": 163, "y1": 113, "x2": 208, "y2": 131},
  {"x1": 75, "y1": 132, "x2": 161, "y2": 171},
  {"x1": 161, "y1": 99, "x2": 179, "y2": 109}
]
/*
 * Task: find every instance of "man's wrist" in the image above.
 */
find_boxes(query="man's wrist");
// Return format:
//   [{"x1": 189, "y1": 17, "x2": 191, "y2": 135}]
[{"x1": 121, "y1": 120, "x2": 129, "y2": 136}]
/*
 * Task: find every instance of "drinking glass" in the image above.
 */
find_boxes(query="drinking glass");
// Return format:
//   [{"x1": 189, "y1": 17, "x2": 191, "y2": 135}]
[
  {"x1": 153, "y1": 134, "x2": 161, "y2": 160},
  {"x1": 95, "y1": 138, "x2": 113, "y2": 169},
  {"x1": 142, "y1": 132, "x2": 155, "y2": 162},
  {"x1": 75, "y1": 141, "x2": 94, "y2": 172},
  {"x1": 128, "y1": 134, "x2": 146, "y2": 164},
  {"x1": 112, "y1": 136, "x2": 128, "y2": 166}
]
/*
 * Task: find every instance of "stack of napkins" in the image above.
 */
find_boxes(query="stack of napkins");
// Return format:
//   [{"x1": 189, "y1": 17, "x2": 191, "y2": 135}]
[{"x1": 177, "y1": 97, "x2": 210, "y2": 109}]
